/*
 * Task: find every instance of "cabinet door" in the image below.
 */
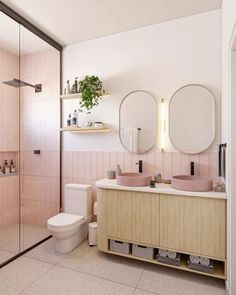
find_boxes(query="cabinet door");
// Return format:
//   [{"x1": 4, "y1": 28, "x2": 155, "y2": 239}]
[
  {"x1": 106, "y1": 189, "x2": 159, "y2": 246},
  {"x1": 160, "y1": 194, "x2": 226, "y2": 259}
]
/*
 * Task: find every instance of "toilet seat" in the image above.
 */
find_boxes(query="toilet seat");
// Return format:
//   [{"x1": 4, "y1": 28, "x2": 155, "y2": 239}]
[{"x1": 47, "y1": 213, "x2": 85, "y2": 231}]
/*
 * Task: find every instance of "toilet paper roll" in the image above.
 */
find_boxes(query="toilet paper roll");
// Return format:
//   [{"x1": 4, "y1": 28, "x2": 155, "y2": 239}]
[
  {"x1": 200, "y1": 257, "x2": 210, "y2": 267},
  {"x1": 158, "y1": 249, "x2": 168, "y2": 258},
  {"x1": 190, "y1": 255, "x2": 200, "y2": 264},
  {"x1": 167, "y1": 251, "x2": 177, "y2": 260}
]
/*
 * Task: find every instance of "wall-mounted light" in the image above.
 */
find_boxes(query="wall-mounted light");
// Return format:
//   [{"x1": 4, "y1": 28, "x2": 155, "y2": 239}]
[{"x1": 160, "y1": 98, "x2": 165, "y2": 152}]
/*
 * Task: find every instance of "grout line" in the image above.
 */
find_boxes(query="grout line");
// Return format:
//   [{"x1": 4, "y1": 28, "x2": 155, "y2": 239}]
[
  {"x1": 135, "y1": 287, "x2": 162, "y2": 295},
  {"x1": 135, "y1": 268, "x2": 144, "y2": 288},
  {"x1": 55, "y1": 263, "x2": 138, "y2": 289},
  {"x1": 18, "y1": 261, "x2": 55, "y2": 295}
]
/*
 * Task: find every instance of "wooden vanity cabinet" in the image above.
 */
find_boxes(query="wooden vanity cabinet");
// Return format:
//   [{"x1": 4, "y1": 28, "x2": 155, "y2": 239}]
[
  {"x1": 97, "y1": 186, "x2": 226, "y2": 279},
  {"x1": 102, "y1": 189, "x2": 159, "y2": 246},
  {"x1": 159, "y1": 194, "x2": 226, "y2": 260}
]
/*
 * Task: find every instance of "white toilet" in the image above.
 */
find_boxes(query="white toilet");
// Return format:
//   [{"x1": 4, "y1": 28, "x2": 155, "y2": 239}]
[{"x1": 47, "y1": 184, "x2": 92, "y2": 253}]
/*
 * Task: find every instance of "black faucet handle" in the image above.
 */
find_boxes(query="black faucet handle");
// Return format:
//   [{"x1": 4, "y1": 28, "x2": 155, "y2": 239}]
[
  {"x1": 136, "y1": 160, "x2": 143, "y2": 173},
  {"x1": 190, "y1": 161, "x2": 194, "y2": 176}
]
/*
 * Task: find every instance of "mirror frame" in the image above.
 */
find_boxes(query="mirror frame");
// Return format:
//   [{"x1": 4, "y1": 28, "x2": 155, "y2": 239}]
[
  {"x1": 119, "y1": 90, "x2": 157, "y2": 154},
  {"x1": 169, "y1": 84, "x2": 216, "y2": 154}
]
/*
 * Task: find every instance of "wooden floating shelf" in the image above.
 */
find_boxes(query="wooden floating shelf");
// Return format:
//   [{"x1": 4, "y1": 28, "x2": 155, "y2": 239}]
[
  {"x1": 107, "y1": 250, "x2": 226, "y2": 280},
  {"x1": 60, "y1": 127, "x2": 110, "y2": 133},
  {"x1": 60, "y1": 93, "x2": 108, "y2": 100}
]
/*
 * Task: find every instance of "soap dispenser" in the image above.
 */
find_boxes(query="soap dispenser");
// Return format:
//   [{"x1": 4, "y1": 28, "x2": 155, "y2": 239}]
[
  {"x1": 10, "y1": 160, "x2": 16, "y2": 173},
  {"x1": 116, "y1": 164, "x2": 122, "y2": 177},
  {"x1": 66, "y1": 80, "x2": 71, "y2": 95}
]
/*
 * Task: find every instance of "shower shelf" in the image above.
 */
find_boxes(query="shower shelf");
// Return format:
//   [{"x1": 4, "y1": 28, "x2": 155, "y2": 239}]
[
  {"x1": 0, "y1": 173, "x2": 18, "y2": 178},
  {"x1": 60, "y1": 93, "x2": 109, "y2": 100},
  {"x1": 60, "y1": 127, "x2": 110, "y2": 133}
]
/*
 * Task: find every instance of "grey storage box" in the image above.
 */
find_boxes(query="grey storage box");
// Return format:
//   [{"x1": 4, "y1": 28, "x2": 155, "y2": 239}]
[
  {"x1": 109, "y1": 239, "x2": 130, "y2": 254},
  {"x1": 132, "y1": 244, "x2": 154, "y2": 260}
]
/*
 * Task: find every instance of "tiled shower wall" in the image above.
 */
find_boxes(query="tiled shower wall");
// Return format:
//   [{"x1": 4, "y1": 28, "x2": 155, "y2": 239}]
[
  {"x1": 20, "y1": 49, "x2": 60, "y2": 227},
  {"x1": 63, "y1": 150, "x2": 218, "y2": 202},
  {"x1": 0, "y1": 46, "x2": 19, "y2": 230}
]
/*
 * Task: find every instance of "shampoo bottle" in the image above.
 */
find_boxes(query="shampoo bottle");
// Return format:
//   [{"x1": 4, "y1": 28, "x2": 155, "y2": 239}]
[{"x1": 4, "y1": 160, "x2": 10, "y2": 174}]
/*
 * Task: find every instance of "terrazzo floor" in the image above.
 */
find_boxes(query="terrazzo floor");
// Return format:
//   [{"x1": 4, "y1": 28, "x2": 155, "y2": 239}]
[
  {"x1": 0, "y1": 238, "x2": 226, "y2": 295},
  {"x1": 0, "y1": 224, "x2": 49, "y2": 265}
]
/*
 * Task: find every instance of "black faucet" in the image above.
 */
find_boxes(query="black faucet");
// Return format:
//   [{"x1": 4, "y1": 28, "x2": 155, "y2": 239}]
[
  {"x1": 136, "y1": 160, "x2": 143, "y2": 173},
  {"x1": 190, "y1": 161, "x2": 194, "y2": 176}
]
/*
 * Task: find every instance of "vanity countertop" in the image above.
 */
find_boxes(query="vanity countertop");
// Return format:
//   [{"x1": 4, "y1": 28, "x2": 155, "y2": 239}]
[{"x1": 96, "y1": 178, "x2": 227, "y2": 200}]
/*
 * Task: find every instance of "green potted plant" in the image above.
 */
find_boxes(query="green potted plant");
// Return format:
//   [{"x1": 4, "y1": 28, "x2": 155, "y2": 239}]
[{"x1": 79, "y1": 75, "x2": 105, "y2": 113}]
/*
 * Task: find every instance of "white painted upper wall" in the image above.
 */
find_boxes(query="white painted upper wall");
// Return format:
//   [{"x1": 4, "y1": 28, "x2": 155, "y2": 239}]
[
  {"x1": 62, "y1": 10, "x2": 221, "y2": 152},
  {"x1": 222, "y1": 0, "x2": 236, "y2": 141}
]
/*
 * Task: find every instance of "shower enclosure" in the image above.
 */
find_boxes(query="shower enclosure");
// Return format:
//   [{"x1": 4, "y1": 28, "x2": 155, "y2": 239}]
[{"x1": 0, "y1": 3, "x2": 61, "y2": 266}]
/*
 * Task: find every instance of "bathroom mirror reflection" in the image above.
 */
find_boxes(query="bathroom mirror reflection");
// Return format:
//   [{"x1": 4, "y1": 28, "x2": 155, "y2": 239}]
[
  {"x1": 119, "y1": 90, "x2": 157, "y2": 153},
  {"x1": 169, "y1": 84, "x2": 215, "y2": 154}
]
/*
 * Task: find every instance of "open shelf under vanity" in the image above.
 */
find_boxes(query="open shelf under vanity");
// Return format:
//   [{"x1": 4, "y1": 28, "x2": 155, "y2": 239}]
[{"x1": 107, "y1": 239, "x2": 226, "y2": 280}]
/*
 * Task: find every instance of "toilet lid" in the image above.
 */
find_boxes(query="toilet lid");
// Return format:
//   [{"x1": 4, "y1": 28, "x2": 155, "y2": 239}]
[{"x1": 47, "y1": 213, "x2": 84, "y2": 227}]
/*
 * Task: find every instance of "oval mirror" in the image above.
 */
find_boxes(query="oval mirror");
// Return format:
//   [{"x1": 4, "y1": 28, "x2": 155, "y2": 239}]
[
  {"x1": 169, "y1": 84, "x2": 215, "y2": 154},
  {"x1": 119, "y1": 90, "x2": 157, "y2": 153}
]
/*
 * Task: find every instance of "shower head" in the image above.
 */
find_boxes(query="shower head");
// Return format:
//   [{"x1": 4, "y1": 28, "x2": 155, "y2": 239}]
[{"x1": 3, "y1": 78, "x2": 42, "y2": 93}]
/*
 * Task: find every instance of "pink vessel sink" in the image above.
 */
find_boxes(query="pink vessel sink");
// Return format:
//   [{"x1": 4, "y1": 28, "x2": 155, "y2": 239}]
[
  {"x1": 172, "y1": 175, "x2": 213, "y2": 192},
  {"x1": 117, "y1": 173, "x2": 151, "y2": 187}
]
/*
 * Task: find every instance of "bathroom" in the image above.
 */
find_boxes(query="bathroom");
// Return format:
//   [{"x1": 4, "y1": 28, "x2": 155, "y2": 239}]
[{"x1": 0, "y1": 0, "x2": 235, "y2": 294}]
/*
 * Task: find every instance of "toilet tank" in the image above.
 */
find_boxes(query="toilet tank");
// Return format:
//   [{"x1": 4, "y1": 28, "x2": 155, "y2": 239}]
[{"x1": 64, "y1": 184, "x2": 92, "y2": 217}]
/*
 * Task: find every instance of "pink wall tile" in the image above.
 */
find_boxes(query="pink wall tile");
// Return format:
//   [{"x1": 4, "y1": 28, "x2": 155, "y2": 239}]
[
  {"x1": 96, "y1": 152, "x2": 104, "y2": 179},
  {"x1": 163, "y1": 152, "x2": 172, "y2": 179},
  {"x1": 62, "y1": 149, "x2": 219, "y2": 203},
  {"x1": 199, "y1": 152, "x2": 210, "y2": 176},
  {"x1": 155, "y1": 151, "x2": 164, "y2": 174},
  {"x1": 172, "y1": 152, "x2": 181, "y2": 176},
  {"x1": 103, "y1": 152, "x2": 111, "y2": 177},
  {"x1": 180, "y1": 153, "x2": 191, "y2": 175}
]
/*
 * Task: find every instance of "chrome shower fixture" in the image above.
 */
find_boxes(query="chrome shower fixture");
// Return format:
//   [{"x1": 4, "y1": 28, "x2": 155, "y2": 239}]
[{"x1": 3, "y1": 78, "x2": 42, "y2": 93}]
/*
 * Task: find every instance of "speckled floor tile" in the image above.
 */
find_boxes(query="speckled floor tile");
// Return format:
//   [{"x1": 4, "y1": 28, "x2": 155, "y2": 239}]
[
  {"x1": 58, "y1": 241, "x2": 144, "y2": 287},
  {"x1": 25, "y1": 238, "x2": 65, "y2": 265},
  {"x1": 21, "y1": 265, "x2": 135, "y2": 295},
  {"x1": 137, "y1": 264, "x2": 226, "y2": 295},
  {"x1": 0, "y1": 256, "x2": 52, "y2": 295}
]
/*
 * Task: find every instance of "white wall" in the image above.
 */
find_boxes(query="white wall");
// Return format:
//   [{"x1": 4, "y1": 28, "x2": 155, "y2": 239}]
[
  {"x1": 63, "y1": 10, "x2": 221, "y2": 152},
  {"x1": 221, "y1": 1, "x2": 236, "y2": 294}
]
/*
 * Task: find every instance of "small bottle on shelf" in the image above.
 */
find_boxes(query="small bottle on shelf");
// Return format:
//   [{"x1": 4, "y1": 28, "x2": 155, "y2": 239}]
[
  {"x1": 66, "y1": 80, "x2": 71, "y2": 95},
  {"x1": 4, "y1": 160, "x2": 10, "y2": 174},
  {"x1": 10, "y1": 160, "x2": 16, "y2": 173},
  {"x1": 72, "y1": 110, "x2": 78, "y2": 127},
  {"x1": 67, "y1": 114, "x2": 72, "y2": 126},
  {"x1": 71, "y1": 77, "x2": 78, "y2": 93}
]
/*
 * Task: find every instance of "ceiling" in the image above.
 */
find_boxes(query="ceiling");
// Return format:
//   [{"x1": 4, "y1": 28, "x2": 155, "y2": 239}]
[
  {"x1": 2, "y1": 0, "x2": 222, "y2": 47},
  {"x1": 0, "y1": 11, "x2": 51, "y2": 55}
]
